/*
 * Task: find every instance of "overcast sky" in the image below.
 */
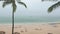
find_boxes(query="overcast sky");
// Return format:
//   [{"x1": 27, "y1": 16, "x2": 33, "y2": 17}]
[{"x1": 0, "y1": 0, "x2": 60, "y2": 18}]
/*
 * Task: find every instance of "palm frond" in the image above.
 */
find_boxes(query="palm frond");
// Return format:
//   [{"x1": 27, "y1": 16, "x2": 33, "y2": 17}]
[
  {"x1": 48, "y1": 6, "x2": 53, "y2": 13},
  {"x1": 48, "y1": 1, "x2": 60, "y2": 13},
  {"x1": 18, "y1": 2, "x2": 27, "y2": 8},
  {"x1": 12, "y1": 3, "x2": 17, "y2": 12},
  {"x1": 2, "y1": 2, "x2": 11, "y2": 8}
]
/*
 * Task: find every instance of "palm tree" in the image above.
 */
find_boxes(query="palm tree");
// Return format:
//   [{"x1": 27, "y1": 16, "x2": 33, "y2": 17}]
[
  {"x1": 41, "y1": 0, "x2": 60, "y2": 13},
  {"x1": 0, "y1": 0, "x2": 27, "y2": 34}
]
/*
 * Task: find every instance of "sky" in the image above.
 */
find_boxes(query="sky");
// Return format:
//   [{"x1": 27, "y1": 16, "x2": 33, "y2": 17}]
[{"x1": 0, "y1": 0, "x2": 60, "y2": 18}]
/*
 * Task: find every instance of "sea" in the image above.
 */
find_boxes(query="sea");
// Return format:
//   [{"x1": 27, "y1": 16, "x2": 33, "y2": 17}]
[{"x1": 0, "y1": 16, "x2": 60, "y2": 24}]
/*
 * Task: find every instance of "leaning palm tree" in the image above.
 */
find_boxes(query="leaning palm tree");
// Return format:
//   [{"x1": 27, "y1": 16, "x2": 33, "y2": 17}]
[
  {"x1": 41, "y1": 0, "x2": 60, "y2": 13},
  {"x1": 0, "y1": 0, "x2": 27, "y2": 34}
]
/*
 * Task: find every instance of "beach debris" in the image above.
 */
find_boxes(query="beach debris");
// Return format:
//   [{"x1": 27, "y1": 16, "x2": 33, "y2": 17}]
[
  {"x1": 20, "y1": 30, "x2": 24, "y2": 33},
  {"x1": 0, "y1": 31, "x2": 5, "y2": 34},
  {"x1": 35, "y1": 28, "x2": 41, "y2": 30},
  {"x1": 35, "y1": 28, "x2": 39, "y2": 30},
  {"x1": 49, "y1": 23, "x2": 60, "y2": 25},
  {"x1": 52, "y1": 25, "x2": 57, "y2": 27},
  {"x1": 48, "y1": 23, "x2": 57, "y2": 25},
  {"x1": 14, "y1": 32, "x2": 20, "y2": 34},
  {"x1": 15, "y1": 25, "x2": 22, "y2": 28},
  {"x1": 48, "y1": 23, "x2": 58, "y2": 27},
  {"x1": 48, "y1": 33, "x2": 52, "y2": 34}
]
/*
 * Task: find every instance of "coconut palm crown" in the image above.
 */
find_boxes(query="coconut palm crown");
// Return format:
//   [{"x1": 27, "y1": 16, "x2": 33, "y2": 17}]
[
  {"x1": 41, "y1": 0, "x2": 60, "y2": 13},
  {"x1": 2, "y1": 0, "x2": 27, "y2": 12}
]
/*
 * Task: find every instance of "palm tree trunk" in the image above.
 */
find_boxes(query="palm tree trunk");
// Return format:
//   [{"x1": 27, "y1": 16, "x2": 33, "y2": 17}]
[{"x1": 12, "y1": 11, "x2": 14, "y2": 34}]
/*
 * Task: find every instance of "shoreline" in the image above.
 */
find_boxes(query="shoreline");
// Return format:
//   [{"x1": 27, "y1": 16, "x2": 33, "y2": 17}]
[
  {"x1": 0, "y1": 22, "x2": 60, "y2": 34},
  {"x1": 0, "y1": 22, "x2": 60, "y2": 25}
]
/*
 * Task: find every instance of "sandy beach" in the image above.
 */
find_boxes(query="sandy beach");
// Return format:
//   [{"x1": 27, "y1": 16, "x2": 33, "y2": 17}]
[{"x1": 0, "y1": 23, "x2": 60, "y2": 34}]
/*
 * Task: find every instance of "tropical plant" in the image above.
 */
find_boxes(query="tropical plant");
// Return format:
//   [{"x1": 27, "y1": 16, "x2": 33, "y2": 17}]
[
  {"x1": 0, "y1": 0, "x2": 27, "y2": 34},
  {"x1": 41, "y1": 0, "x2": 60, "y2": 13}
]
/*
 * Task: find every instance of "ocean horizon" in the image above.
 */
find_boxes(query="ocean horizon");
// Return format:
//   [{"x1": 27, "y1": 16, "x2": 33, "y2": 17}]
[{"x1": 0, "y1": 16, "x2": 60, "y2": 24}]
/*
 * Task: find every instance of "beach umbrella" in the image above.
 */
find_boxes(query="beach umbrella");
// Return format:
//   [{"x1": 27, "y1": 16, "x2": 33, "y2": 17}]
[{"x1": 0, "y1": 0, "x2": 27, "y2": 34}]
